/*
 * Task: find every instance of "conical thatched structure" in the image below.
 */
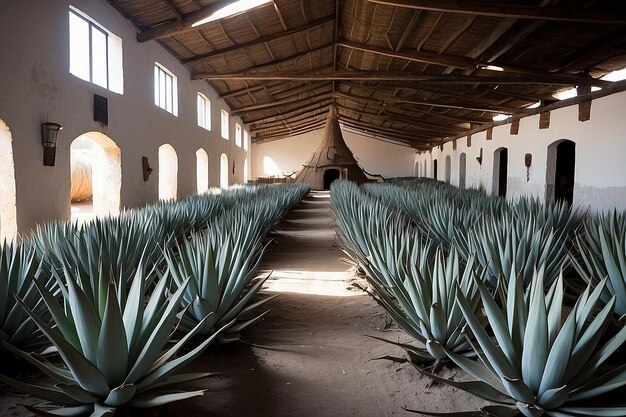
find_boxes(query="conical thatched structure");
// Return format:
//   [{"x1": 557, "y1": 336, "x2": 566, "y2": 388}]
[{"x1": 294, "y1": 106, "x2": 368, "y2": 190}]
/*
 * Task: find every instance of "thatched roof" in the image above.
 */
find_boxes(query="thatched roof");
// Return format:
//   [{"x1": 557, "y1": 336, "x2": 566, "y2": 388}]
[{"x1": 109, "y1": 0, "x2": 626, "y2": 149}]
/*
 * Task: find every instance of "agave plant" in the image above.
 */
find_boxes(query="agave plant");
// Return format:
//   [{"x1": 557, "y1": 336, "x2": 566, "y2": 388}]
[
  {"x1": 0, "y1": 241, "x2": 55, "y2": 354},
  {"x1": 332, "y1": 181, "x2": 484, "y2": 362},
  {"x1": 165, "y1": 212, "x2": 276, "y2": 342},
  {"x1": 416, "y1": 266, "x2": 626, "y2": 417},
  {"x1": 456, "y1": 212, "x2": 568, "y2": 290},
  {"x1": 0, "y1": 261, "x2": 228, "y2": 416},
  {"x1": 571, "y1": 210, "x2": 626, "y2": 317}
]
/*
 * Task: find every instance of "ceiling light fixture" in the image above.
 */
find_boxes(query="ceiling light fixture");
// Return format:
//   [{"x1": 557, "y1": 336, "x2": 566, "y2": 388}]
[{"x1": 192, "y1": 0, "x2": 273, "y2": 27}]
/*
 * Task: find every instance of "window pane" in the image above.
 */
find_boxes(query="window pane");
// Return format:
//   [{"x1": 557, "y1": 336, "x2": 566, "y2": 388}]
[
  {"x1": 159, "y1": 70, "x2": 166, "y2": 109},
  {"x1": 91, "y1": 26, "x2": 108, "y2": 88},
  {"x1": 69, "y1": 12, "x2": 90, "y2": 81},
  {"x1": 154, "y1": 66, "x2": 159, "y2": 106},
  {"x1": 165, "y1": 75, "x2": 172, "y2": 112}
]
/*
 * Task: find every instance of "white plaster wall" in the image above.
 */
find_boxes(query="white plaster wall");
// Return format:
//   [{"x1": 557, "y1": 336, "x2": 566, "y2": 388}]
[
  {"x1": 415, "y1": 91, "x2": 626, "y2": 212},
  {"x1": 251, "y1": 128, "x2": 416, "y2": 179},
  {"x1": 0, "y1": 0, "x2": 249, "y2": 235}
]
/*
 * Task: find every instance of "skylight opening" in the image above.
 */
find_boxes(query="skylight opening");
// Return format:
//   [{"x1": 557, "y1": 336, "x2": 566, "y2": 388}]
[
  {"x1": 481, "y1": 64, "x2": 504, "y2": 72},
  {"x1": 527, "y1": 101, "x2": 541, "y2": 109},
  {"x1": 601, "y1": 67, "x2": 626, "y2": 82},
  {"x1": 492, "y1": 114, "x2": 511, "y2": 122},
  {"x1": 192, "y1": 0, "x2": 273, "y2": 27},
  {"x1": 554, "y1": 87, "x2": 578, "y2": 101}
]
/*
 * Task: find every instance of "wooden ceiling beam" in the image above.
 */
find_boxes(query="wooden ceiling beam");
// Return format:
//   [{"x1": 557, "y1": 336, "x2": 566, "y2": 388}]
[
  {"x1": 254, "y1": 117, "x2": 327, "y2": 134},
  {"x1": 219, "y1": 81, "x2": 287, "y2": 99},
  {"x1": 338, "y1": 40, "x2": 475, "y2": 70},
  {"x1": 337, "y1": 107, "x2": 442, "y2": 137},
  {"x1": 252, "y1": 119, "x2": 327, "y2": 137},
  {"x1": 337, "y1": 115, "x2": 434, "y2": 142},
  {"x1": 137, "y1": 0, "x2": 238, "y2": 42},
  {"x1": 182, "y1": 15, "x2": 335, "y2": 64},
  {"x1": 252, "y1": 124, "x2": 327, "y2": 143},
  {"x1": 251, "y1": 108, "x2": 330, "y2": 129},
  {"x1": 245, "y1": 100, "x2": 332, "y2": 124},
  {"x1": 232, "y1": 90, "x2": 333, "y2": 116},
  {"x1": 269, "y1": 81, "x2": 333, "y2": 100},
  {"x1": 395, "y1": 10, "x2": 421, "y2": 51},
  {"x1": 192, "y1": 43, "x2": 335, "y2": 79},
  {"x1": 194, "y1": 69, "x2": 610, "y2": 86},
  {"x1": 366, "y1": 0, "x2": 626, "y2": 24}
]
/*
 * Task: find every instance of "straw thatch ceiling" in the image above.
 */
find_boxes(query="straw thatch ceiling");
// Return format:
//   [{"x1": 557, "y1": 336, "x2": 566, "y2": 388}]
[{"x1": 107, "y1": 0, "x2": 626, "y2": 149}]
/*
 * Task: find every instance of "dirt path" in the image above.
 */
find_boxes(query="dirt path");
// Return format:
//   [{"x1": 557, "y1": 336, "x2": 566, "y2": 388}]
[
  {"x1": 174, "y1": 191, "x2": 485, "y2": 417},
  {"x1": 0, "y1": 191, "x2": 484, "y2": 417}
]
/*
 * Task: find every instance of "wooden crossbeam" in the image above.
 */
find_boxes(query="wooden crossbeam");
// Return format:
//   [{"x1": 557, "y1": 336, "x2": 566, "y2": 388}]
[
  {"x1": 243, "y1": 100, "x2": 332, "y2": 124},
  {"x1": 195, "y1": 69, "x2": 610, "y2": 86},
  {"x1": 183, "y1": 15, "x2": 335, "y2": 64},
  {"x1": 193, "y1": 43, "x2": 335, "y2": 79},
  {"x1": 232, "y1": 90, "x2": 333, "y2": 116},
  {"x1": 137, "y1": 0, "x2": 238, "y2": 42},
  {"x1": 366, "y1": 0, "x2": 626, "y2": 24}
]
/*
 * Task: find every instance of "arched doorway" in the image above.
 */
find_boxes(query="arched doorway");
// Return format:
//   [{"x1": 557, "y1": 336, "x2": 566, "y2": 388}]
[
  {"x1": 445, "y1": 156, "x2": 451, "y2": 183},
  {"x1": 220, "y1": 153, "x2": 229, "y2": 189},
  {"x1": 493, "y1": 147, "x2": 508, "y2": 197},
  {"x1": 159, "y1": 144, "x2": 178, "y2": 200},
  {"x1": 433, "y1": 159, "x2": 438, "y2": 180},
  {"x1": 70, "y1": 132, "x2": 121, "y2": 222},
  {"x1": 323, "y1": 169, "x2": 340, "y2": 189},
  {"x1": 196, "y1": 148, "x2": 209, "y2": 194},
  {"x1": 0, "y1": 119, "x2": 17, "y2": 241},
  {"x1": 459, "y1": 153, "x2": 467, "y2": 189},
  {"x1": 546, "y1": 140, "x2": 575, "y2": 205}
]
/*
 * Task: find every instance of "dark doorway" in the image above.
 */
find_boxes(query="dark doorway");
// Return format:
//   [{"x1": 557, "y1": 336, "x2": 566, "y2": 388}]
[
  {"x1": 554, "y1": 140, "x2": 575, "y2": 205},
  {"x1": 493, "y1": 148, "x2": 508, "y2": 197},
  {"x1": 323, "y1": 169, "x2": 340, "y2": 189},
  {"x1": 433, "y1": 159, "x2": 438, "y2": 180}
]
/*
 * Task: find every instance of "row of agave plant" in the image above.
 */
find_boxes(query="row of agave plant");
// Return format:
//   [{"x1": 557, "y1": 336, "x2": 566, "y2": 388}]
[
  {"x1": 0, "y1": 183, "x2": 308, "y2": 416},
  {"x1": 331, "y1": 179, "x2": 626, "y2": 417}
]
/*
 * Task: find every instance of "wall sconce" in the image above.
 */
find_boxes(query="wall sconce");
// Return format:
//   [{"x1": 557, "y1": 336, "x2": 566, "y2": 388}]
[
  {"x1": 525, "y1": 153, "x2": 532, "y2": 182},
  {"x1": 142, "y1": 156, "x2": 153, "y2": 181},
  {"x1": 476, "y1": 148, "x2": 483, "y2": 165},
  {"x1": 41, "y1": 122, "x2": 63, "y2": 166}
]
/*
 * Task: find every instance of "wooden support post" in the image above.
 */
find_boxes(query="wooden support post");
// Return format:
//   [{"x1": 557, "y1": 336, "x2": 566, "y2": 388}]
[
  {"x1": 577, "y1": 86, "x2": 592, "y2": 122},
  {"x1": 486, "y1": 127, "x2": 493, "y2": 140},
  {"x1": 539, "y1": 111, "x2": 551, "y2": 129},
  {"x1": 467, "y1": 134, "x2": 472, "y2": 147},
  {"x1": 510, "y1": 119, "x2": 520, "y2": 135}
]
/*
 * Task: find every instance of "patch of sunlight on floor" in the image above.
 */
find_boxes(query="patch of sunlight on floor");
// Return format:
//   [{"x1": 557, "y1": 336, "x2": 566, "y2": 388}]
[{"x1": 262, "y1": 269, "x2": 361, "y2": 297}]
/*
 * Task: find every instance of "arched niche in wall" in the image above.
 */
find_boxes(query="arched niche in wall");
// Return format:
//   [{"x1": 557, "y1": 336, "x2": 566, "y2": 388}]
[
  {"x1": 493, "y1": 147, "x2": 508, "y2": 197},
  {"x1": 244, "y1": 158, "x2": 249, "y2": 183},
  {"x1": 0, "y1": 119, "x2": 17, "y2": 241},
  {"x1": 423, "y1": 159, "x2": 428, "y2": 178},
  {"x1": 546, "y1": 139, "x2": 576, "y2": 205},
  {"x1": 433, "y1": 159, "x2": 438, "y2": 180},
  {"x1": 70, "y1": 132, "x2": 121, "y2": 222},
  {"x1": 159, "y1": 144, "x2": 178, "y2": 200},
  {"x1": 445, "y1": 155, "x2": 451, "y2": 183},
  {"x1": 414, "y1": 161, "x2": 419, "y2": 177},
  {"x1": 220, "y1": 153, "x2": 229, "y2": 189},
  {"x1": 196, "y1": 148, "x2": 209, "y2": 194},
  {"x1": 459, "y1": 153, "x2": 467, "y2": 189}
]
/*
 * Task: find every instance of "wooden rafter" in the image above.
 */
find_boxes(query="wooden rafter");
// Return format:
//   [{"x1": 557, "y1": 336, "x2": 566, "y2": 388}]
[
  {"x1": 192, "y1": 43, "x2": 335, "y2": 79},
  {"x1": 232, "y1": 90, "x2": 333, "y2": 116},
  {"x1": 246, "y1": 100, "x2": 332, "y2": 124},
  {"x1": 366, "y1": 0, "x2": 626, "y2": 24},
  {"x1": 182, "y1": 15, "x2": 335, "y2": 64},
  {"x1": 137, "y1": 0, "x2": 237, "y2": 42},
  {"x1": 194, "y1": 69, "x2": 611, "y2": 87}
]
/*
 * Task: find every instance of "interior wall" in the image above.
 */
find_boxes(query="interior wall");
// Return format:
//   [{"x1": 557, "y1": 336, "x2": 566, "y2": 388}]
[
  {"x1": 416, "y1": 91, "x2": 626, "y2": 212},
  {"x1": 0, "y1": 0, "x2": 249, "y2": 236},
  {"x1": 251, "y1": 128, "x2": 416, "y2": 180}
]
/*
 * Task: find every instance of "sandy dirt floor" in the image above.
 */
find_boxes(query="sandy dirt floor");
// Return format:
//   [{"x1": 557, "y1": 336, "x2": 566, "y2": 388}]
[{"x1": 0, "y1": 191, "x2": 486, "y2": 417}]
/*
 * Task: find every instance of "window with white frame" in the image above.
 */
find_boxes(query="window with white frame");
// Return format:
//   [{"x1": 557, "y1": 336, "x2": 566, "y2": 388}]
[
  {"x1": 235, "y1": 123, "x2": 242, "y2": 147},
  {"x1": 221, "y1": 110, "x2": 229, "y2": 139},
  {"x1": 243, "y1": 130, "x2": 249, "y2": 151},
  {"x1": 154, "y1": 64, "x2": 178, "y2": 116},
  {"x1": 69, "y1": 7, "x2": 123, "y2": 93},
  {"x1": 197, "y1": 93, "x2": 211, "y2": 130}
]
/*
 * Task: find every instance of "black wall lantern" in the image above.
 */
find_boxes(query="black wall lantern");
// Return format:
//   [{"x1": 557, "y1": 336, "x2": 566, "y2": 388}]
[{"x1": 41, "y1": 122, "x2": 63, "y2": 166}]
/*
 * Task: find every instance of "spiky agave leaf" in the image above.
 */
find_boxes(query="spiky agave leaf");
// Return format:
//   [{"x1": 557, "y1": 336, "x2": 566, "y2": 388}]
[
  {"x1": 571, "y1": 209, "x2": 626, "y2": 316},
  {"x1": 1, "y1": 259, "x2": 227, "y2": 416},
  {"x1": 425, "y1": 267, "x2": 626, "y2": 417},
  {"x1": 0, "y1": 241, "x2": 56, "y2": 354},
  {"x1": 331, "y1": 181, "x2": 484, "y2": 362}
]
